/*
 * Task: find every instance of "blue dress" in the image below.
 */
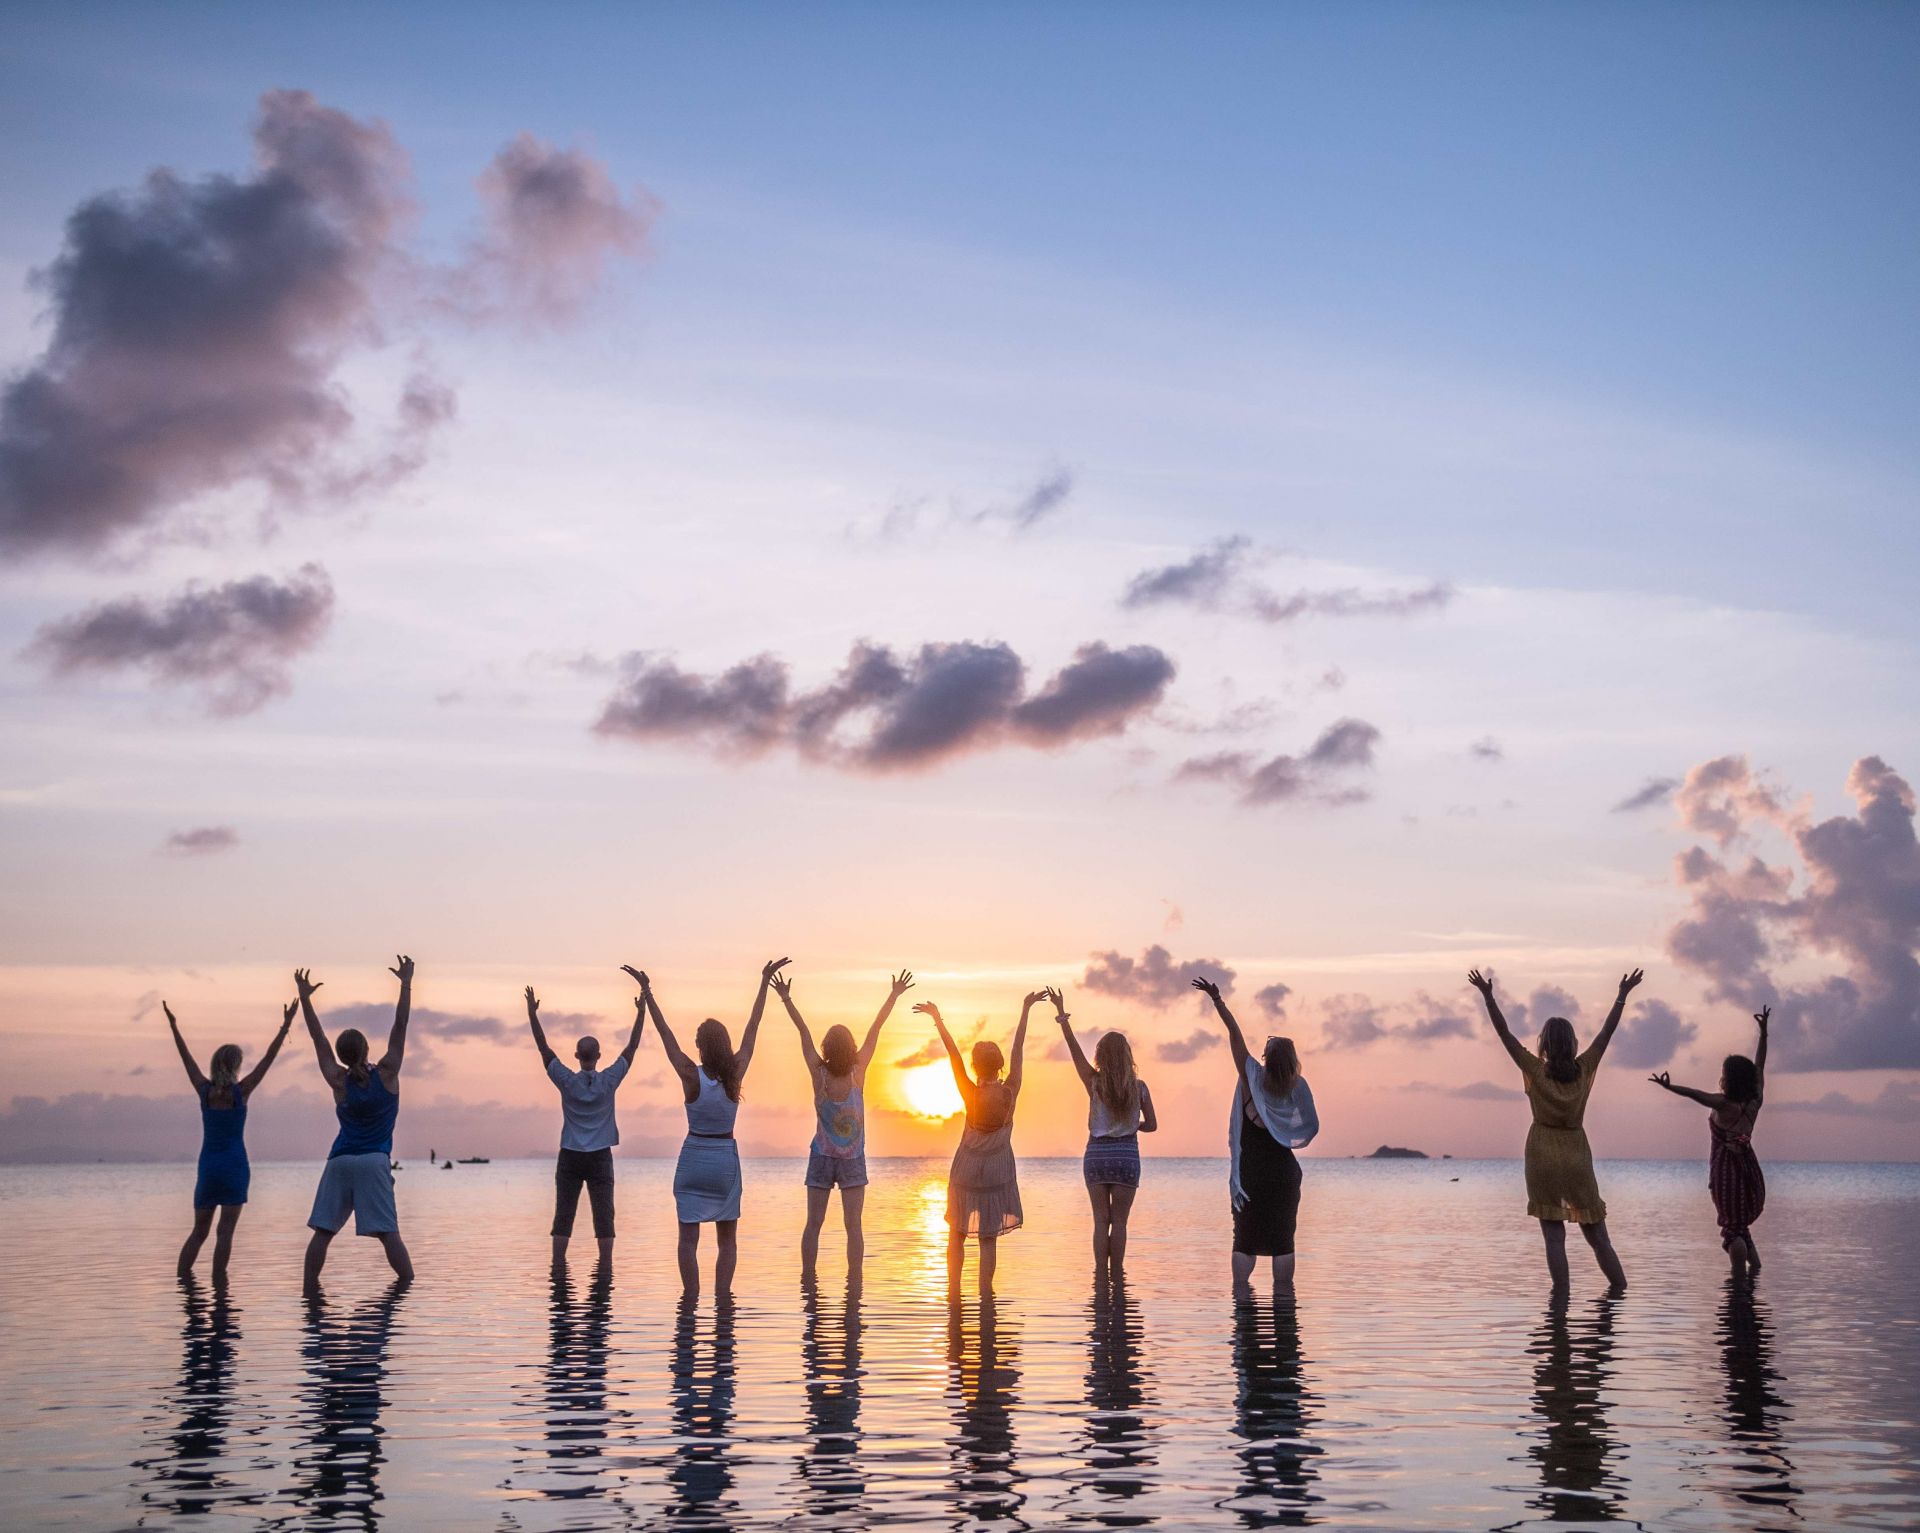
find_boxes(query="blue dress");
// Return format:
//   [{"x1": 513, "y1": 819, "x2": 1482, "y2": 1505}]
[{"x1": 193, "y1": 1085, "x2": 250, "y2": 1209}]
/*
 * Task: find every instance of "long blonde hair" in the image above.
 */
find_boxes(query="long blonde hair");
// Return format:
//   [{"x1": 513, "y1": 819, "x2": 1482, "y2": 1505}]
[
  {"x1": 1093, "y1": 1032, "x2": 1138, "y2": 1117},
  {"x1": 208, "y1": 1043, "x2": 243, "y2": 1107}
]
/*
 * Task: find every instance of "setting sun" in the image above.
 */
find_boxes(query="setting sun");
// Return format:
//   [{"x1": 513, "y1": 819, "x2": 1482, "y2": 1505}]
[{"x1": 897, "y1": 1062, "x2": 964, "y2": 1121}]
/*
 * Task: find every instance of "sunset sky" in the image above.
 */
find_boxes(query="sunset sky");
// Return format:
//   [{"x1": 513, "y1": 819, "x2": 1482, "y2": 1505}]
[{"x1": 2, "y1": 4, "x2": 1916, "y2": 1164}]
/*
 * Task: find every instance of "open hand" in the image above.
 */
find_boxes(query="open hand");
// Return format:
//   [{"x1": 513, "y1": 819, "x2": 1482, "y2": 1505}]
[
  {"x1": 913, "y1": 1000, "x2": 944, "y2": 1025},
  {"x1": 1022, "y1": 989, "x2": 1048, "y2": 1011},
  {"x1": 890, "y1": 969, "x2": 915, "y2": 997},
  {"x1": 619, "y1": 964, "x2": 651, "y2": 994},
  {"x1": 1467, "y1": 969, "x2": 1493, "y2": 996},
  {"x1": 524, "y1": 986, "x2": 540, "y2": 1018},
  {"x1": 282, "y1": 1001, "x2": 298, "y2": 1029},
  {"x1": 1044, "y1": 985, "x2": 1068, "y2": 1020},
  {"x1": 769, "y1": 971, "x2": 794, "y2": 1003},
  {"x1": 763, "y1": 956, "x2": 792, "y2": 984},
  {"x1": 1192, "y1": 975, "x2": 1221, "y2": 1000},
  {"x1": 390, "y1": 954, "x2": 415, "y2": 984},
  {"x1": 295, "y1": 968, "x2": 322, "y2": 1000},
  {"x1": 1618, "y1": 967, "x2": 1645, "y2": 994}
]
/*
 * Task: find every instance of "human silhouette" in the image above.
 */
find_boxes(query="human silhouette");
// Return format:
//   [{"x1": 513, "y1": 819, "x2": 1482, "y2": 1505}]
[
  {"x1": 286, "y1": 1281, "x2": 408, "y2": 1531},
  {"x1": 1081, "y1": 1276, "x2": 1156, "y2": 1506},
  {"x1": 796, "y1": 1278, "x2": 867, "y2": 1522},
  {"x1": 1521, "y1": 1294, "x2": 1624, "y2": 1521},
  {"x1": 666, "y1": 1295, "x2": 739, "y2": 1522},
  {"x1": 1051, "y1": 987, "x2": 1158, "y2": 1279},
  {"x1": 533, "y1": 1255, "x2": 620, "y2": 1507},
  {"x1": 163, "y1": 996, "x2": 295, "y2": 1278},
  {"x1": 919, "y1": 991, "x2": 1036, "y2": 1297},
  {"x1": 1470, "y1": 967, "x2": 1640, "y2": 1290},
  {"x1": 1715, "y1": 1277, "x2": 1800, "y2": 1523},
  {"x1": 136, "y1": 1276, "x2": 264, "y2": 1519},
  {"x1": 1194, "y1": 976, "x2": 1318, "y2": 1295},
  {"x1": 1226, "y1": 1296, "x2": 1322, "y2": 1526},
  {"x1": 773, "y1": 966, "x2": 913, "y2": 1281},
  {"x1": 637, "y1": 958, "x2": 787, "y2": 1299},
  {"x1": 298, "y1": 960, "x2": 417, "y2": 1292},
  {"x1": 1650, "y1": 1005, "x2": 1770, "y2": 1275},
  {"x1": 526, "y1": 979, "x2": 645, "y2": 1266},
  {"x1": 945, "y1": 1298, "x2": 1025, "y2": 1527}
]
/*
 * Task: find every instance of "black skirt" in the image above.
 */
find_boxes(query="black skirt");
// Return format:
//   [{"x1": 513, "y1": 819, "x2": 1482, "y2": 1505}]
[{"x1": 1232, "y1": 1113, "x2": 1302, "y2": 1256}]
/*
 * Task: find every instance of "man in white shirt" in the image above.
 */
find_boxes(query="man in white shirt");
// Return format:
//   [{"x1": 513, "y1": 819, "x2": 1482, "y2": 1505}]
[{"x1": 525, "y1": 984, "x2": 644, "y2": 1265}]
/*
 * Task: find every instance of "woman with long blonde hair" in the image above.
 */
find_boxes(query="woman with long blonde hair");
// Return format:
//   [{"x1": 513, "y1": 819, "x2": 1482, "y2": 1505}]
[
  {"x1": 164, "y1": 997, "x2": 296, "y2": 1278},
  {"x1": 1050, "y1": 987, "x2": 1157, "y2": 1279}
]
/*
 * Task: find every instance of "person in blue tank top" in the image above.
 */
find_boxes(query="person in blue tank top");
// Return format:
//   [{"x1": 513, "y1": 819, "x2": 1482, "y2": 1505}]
[
  {"x1": 164, "y1": 996, "x2": 296, "y2": 1279},
  {"x1": 298, "y1": 958, "x2": 417, "y2": 1292}
]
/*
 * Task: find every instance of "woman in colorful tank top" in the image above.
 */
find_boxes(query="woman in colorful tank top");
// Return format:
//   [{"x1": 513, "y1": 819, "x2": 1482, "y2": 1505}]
[
  {"x1": 772, "y1": 965, "x2": 915, "y2": 1283},
  {"x1": 1649, "y1": 1005, "x2": 1770, "y2": 1277},
  {"x1": 1049, "y1": 986, "x2": 1158, "y2": 1282},
  {"x1": 164, "y1": 996, "x2": 296, "y2": 1278}
]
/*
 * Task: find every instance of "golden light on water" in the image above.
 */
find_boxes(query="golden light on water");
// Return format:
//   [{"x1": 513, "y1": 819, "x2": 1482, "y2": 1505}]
[{"x1": 897, "y1": 1061, "x2": 964, "y2": 1121}]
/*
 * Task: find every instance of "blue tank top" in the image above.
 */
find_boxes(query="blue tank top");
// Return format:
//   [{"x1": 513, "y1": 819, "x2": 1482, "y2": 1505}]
[
  {"x1": 198, "y1": 1085, "x2": 247, "y2": 1162},
  {"x1": 329, "y1": 1069, "x2": 398, "y2": 1158}
]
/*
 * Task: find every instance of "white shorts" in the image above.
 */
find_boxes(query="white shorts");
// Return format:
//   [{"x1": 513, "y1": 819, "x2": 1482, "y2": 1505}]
[{"x1": 308, "y1": 1150, "x2": 399, "y2": 1236}]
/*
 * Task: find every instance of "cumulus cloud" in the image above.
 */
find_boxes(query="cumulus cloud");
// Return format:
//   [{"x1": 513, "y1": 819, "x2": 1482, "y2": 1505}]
[
  {"x1": 1255, "y1": 982, "x2": 1292, "y2": 1020},
  {"x1": 1663, "y1": 755, "x2": 1920, "y2": 1071},
  {"x1": 1083, "y1": 945, "x2": 1234, "y2": 1010},
  {"x1": 162, "y1": 825, "x2": 239, "y2": 856},
  {"x1": 1405, "y1": 1079, "x2": 1524, "y2": 1102},
  {"x1": 467, "y1": 134, "x2": 655, "y2": 322},
  {"x1": 1154, "y1": 1028, "x2": 1221, "y2": 1062},
  {"x1": 1768, "y1": 1081, "x2": 1920, "y2": 1119},
  {"x1": 1177, "y1": 717, "x2": 1380, "y2": 809},
  {"x1": 1613, "y1": 777, "x2": 1679, "y2": 814},
  {"x1": 1318, "y1": 991, "x2": 1475, "y2": 1050},
  {"x1": 1608, "y1": 999, "x2": 1699, "y2": 1069},
  {"x1": 1121, "y1": 537, "x2": 1453, "y2": 626},
  {"x1": 27, "y1": 563, "x2": 334, "y2": 714},
  {"x1": 595, "y1": 638, "x2": 1174, "y2": 772}
]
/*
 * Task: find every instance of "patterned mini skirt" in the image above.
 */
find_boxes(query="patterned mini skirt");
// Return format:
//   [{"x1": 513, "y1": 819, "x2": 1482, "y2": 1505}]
[{"x1": 1083, "y1": 1131, "x2": 1141, "y2": 1188}]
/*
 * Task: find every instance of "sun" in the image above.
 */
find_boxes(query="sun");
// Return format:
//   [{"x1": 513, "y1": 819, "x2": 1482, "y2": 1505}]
[{"x1": 898, "y1": 1061, "x2": 964, "y2": 1121}]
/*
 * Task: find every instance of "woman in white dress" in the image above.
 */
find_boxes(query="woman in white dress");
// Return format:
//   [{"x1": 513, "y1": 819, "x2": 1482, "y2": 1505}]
[{"x1": 627, "y1": 957, "x2": 788, "y2": 1299}]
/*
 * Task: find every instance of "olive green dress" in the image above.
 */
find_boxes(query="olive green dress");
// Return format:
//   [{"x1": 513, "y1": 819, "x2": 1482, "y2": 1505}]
[{"x1": 1519, "y1": 1046, "x2": 1606, "y2": 1224}]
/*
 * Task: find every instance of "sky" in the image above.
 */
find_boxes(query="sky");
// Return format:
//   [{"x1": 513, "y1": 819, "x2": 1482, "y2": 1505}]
[{"x1": 1, "y1": 2, "x2": 1916, "y2": 1164}]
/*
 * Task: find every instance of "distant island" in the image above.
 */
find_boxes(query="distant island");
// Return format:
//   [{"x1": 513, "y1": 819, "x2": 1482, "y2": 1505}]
[{"x1": 1367, "y1": 1145, "x2": 1429, "y2": 1159}]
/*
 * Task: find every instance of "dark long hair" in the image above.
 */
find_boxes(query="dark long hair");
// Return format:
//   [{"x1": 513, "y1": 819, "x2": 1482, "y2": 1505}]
[
  {"x1": 821, "y1": 1024, "x2": 857, "y2": 1079},
  {"x1": 1262, "y1": 1036, "x2": 1300, "y2": 1098},
  {"x1": 336, "y1": 1028, "x2": 372, "y2": 1085},
  {"x1": 696, "y1": 1019, "x2": 742, "y2": 1102},
  {"x1": 1722, "y1": 1054, "x2": 1759, "y2": 1104},
  {"x1": 1537, "y1": 1017, "x2": 1579, "y2": 1084}
]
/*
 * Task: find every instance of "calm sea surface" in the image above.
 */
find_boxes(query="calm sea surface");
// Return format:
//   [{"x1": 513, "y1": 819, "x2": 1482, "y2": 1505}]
[{"x1": 2, "y1": 1157, "x2": 1915, "y2": 1530}]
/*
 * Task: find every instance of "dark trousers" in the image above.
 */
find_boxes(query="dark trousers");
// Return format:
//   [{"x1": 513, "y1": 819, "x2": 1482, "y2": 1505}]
[{"x1": 552, "y1": 1148, "x2": 616, "y2": 1238}]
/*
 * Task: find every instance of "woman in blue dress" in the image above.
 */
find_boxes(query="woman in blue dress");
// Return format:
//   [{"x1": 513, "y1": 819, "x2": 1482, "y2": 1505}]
[{"x1": 165, "y1": 996, "x2": 296, "y2": 1279}]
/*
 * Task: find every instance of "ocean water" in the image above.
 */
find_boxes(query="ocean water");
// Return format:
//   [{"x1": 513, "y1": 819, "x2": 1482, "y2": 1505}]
[{"x1": 1, "y1": 1156, "x2": 1915, "y2": 1531}]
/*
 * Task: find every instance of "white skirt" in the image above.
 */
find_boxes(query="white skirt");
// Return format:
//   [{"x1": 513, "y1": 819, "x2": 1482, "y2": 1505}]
[{"x1": 673, "y1": 1135, "x2": 741, "y2": 1223}]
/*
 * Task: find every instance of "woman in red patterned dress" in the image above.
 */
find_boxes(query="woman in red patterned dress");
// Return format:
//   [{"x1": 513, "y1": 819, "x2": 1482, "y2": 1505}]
[{"x1": 1649, "y1": 1006, "x2": 1770, "y2": 1277}]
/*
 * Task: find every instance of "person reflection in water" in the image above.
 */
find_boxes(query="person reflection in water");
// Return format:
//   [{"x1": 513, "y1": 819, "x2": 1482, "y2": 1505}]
[
  {"x1": 797, "y1": 1279, "x2": 866, "y2": 1521},
  {"x1": 1717, "y1": 1277, "x2": 1800, "y2": 1520},
  {"x1": 1083, "y1": 1276, "x2": 1156, "y2": 1506},
  {"x1": 1227, "y1": 1298, "x2": 1322, "y2": 1526},
  {"x1": 289, "y1": 1281, "x2": 408, "y2": 1531},
  {"x1": 1523, "y1": 1294, "x2": 1624, "y2": 1522},
  {"x1": 946, "y1": 1299, "x2": 1025, "y2": 1527},
  {"x1": 139, "y1": 1275, "x2": 260, "y2": 1518},
  {"x1": 538, "y1": 1254, "x2": 616, "y2": 1502},
  {"x1": 668, "y1": 1295, "x2": 740, "y2": 1522}
]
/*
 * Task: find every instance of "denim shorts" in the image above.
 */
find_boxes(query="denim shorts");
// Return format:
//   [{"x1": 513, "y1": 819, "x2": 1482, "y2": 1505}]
[{"x1": 805, "y1": 1150, "x2": 868, "y2": 1190}]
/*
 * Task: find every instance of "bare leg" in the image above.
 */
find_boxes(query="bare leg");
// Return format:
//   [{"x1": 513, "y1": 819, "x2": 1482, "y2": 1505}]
[
  {"x1": 1580, "y1": 1220, "x2": 1626, "y2": 1290},
  {"x1": 178, "y1": 1207, "x2": 215, "y2": 1277},
  {"x1": 1539, "y1": 1220, "x2": 1570, "y2": 1290},
  {"x1": 947, "y1": 1227, "x2": 966, "y2": 1296},
  {"x1": 596, "y1": 1236, "x2": 614, "y2": 1264},
  {"x1": 551, "y1": 1235, "x2": 569, "y2": 1266},
  {"x1": 978, "y1": 1233, "x2": 998, "y2": 1296},
  {"x1": 677, "y1": 1222, "x2": 701, "y2": 1298},
  {"x1": 841, "y1": 1185, "x2": 866, "y2": 1277},
  {"x1": 1107, "y1": 1184, "x2": 1137, "y2": 1276},
  {"x1": 715, "y1": 1220, "x2": 738, "y2": 1298},
  {"x1": 210, "y1": 1206, "x2": 243, "y2": 1280},
  {"x1": 1744, "y1": 1235, "x2": 1762, "y2": 1273},
  {"x1": 1231, "y1": 1250, "x2": 1256, "y2": 1294},
  {"x1": 1088, "y1": 1181, "x2": 1111, "y2": 1268},
  {"x1": 1271, "y1": 1252, "x2": 1296, "y2": 1295},
  {"x1": 377, "y1": 1231, "x2": 414, "y2": 1284},
  {"x1": 303, "y1": 1227, "x2": 336, "y2": 1292},
  {"x1": 801, "y1": 1186, "x2": 830, "y2": 1281}
]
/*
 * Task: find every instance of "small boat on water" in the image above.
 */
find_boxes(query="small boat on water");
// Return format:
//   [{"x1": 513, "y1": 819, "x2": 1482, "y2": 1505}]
[{"x1": 455, "y1": 1156, "x2": 490, "y2": 1164}]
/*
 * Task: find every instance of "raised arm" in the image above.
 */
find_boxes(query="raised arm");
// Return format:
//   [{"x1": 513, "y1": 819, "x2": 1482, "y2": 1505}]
[
  {"x1": 296, "y1": 969, "x2": 344, "y2": 1087},
  {"x1": 1047, "y1": 986, "x2": 1095, "y2": 1091},
  {"x1": 525, "y1": 987, "x2": 557, "y2": 1069},
  {"x1": 1647, "y1": 1071, "x2": 1725, "y2": 1110},
  {"x1": 771, "y1": 968, "x2": 821, "y2": 1076},
  {"x1": 734, "y1": 956, "x2": 789, "y2": 1078},
  {"x1": 916, "y1": 1001, "x2": 975, "y2": 1102},
  {"x1": 857, "y1": 970, "x2": 915, "y2": 1072},
  {"x1": 1585, "y1": 968, "x2": 1645, "y2": 1065},
  {"x1": 1006, "y1": 991, "x2": 1038, "y2": 1097},
  {"x1": 378, "y1": 954, "x2": 414, "y2": 1081},
  {"x1": 628, "y1": 968, "x2": 696, "y2": 1092},
  {"x1": 1192, "y1": 975, "x2": 1250, "y2": 1074},
  {"x1": 1467, "y1": 969, "x2": 1531, "y2": 1072},
  {"x1": 619, "y1": 982, "x2": 647, "y2": 1067},
  {"x1": 1752, "y1": 1006, "x2": 1769, "y2": 1100},
  {"x1": 163, "y1": 1002, "x2": 209, "y2": 1092},
  {"x1": 238, "y1": 1001, "x2": 297, "y2": 1097}
]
